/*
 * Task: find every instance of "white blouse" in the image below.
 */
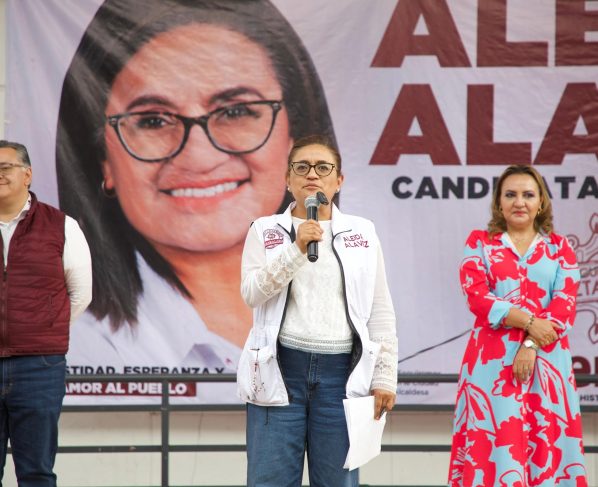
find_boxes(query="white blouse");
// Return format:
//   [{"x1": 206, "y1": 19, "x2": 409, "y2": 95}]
[
  {"x1": 280, "y1": 218, "x2": 353, "y2": 353},
  {"x1": 241, "y1": 217, "x2": 398, "y2": 393}
]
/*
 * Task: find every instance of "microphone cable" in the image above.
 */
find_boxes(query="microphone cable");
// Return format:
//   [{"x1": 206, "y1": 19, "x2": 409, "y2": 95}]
[{"x1": 397, "y1": 328, "x2": 470, "y2": 365}]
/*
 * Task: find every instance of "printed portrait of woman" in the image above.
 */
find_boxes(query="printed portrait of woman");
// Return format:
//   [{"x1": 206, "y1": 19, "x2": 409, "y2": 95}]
[{"x1": 55, "y1": 0, "x2": 335, "y2": 401}]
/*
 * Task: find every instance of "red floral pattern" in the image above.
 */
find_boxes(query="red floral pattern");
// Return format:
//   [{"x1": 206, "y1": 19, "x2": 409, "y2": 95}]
[{"x1": 449, "y1": 231, "x2": 587, "y2": 486}]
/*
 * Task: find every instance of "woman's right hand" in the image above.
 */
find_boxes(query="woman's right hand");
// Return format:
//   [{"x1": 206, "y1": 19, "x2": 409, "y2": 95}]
[
  {"x1": 527, "y1": 317, "x2": 559, "y2": 347},
  {"x1": 295, "y1": 220, "x2": 323, "y2": 254},
  {"x1": 512, "y1": 346, "x2": 537, "y2": 383}
]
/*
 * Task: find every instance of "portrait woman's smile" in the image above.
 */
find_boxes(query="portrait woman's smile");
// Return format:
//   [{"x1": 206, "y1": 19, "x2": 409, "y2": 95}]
[{"x1": 103, "y1": 23, "x2": 291, "y2": 254}]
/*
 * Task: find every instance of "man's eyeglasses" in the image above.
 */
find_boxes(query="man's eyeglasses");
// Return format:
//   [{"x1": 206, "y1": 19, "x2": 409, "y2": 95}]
[
  {"x1": 0, "y1": 163, "x2": 28, "y2": 175},
  {"x1": 290, "y1": 161, "x2": 336, "y2": 177},
  {"x1": 106, "y1": 100, "x2": 283, "y2": 162}
]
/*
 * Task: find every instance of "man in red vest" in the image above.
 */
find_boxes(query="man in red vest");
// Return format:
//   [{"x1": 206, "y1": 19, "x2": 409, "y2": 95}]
[{"x1": 0, "y1": 140, "x2": 92, "y2": 486}]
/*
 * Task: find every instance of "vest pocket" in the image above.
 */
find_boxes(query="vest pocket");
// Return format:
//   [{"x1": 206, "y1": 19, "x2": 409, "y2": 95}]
[
  {"x1": 237, "y1": 330, "x2": 286, "y2": 405},
  {"x1": 346, "y1": 339, "x2": 381, "y2": 397}
]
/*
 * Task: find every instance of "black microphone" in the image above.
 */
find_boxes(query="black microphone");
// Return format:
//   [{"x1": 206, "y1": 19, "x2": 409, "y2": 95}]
[{"x1": 304, "y1": 191, "x2": 329, "y2": 263}]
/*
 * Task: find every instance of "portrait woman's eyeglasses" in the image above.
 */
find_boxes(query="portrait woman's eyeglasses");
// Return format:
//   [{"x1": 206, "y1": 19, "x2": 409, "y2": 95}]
[{"x1": 106, "y1": 100, "x2": 283, "y2": 162}]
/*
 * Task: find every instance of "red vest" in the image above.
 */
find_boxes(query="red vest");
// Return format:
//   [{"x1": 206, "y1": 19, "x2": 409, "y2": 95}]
[{"x1": 0, "y1": 193, "x2": 70, "y2": 356}]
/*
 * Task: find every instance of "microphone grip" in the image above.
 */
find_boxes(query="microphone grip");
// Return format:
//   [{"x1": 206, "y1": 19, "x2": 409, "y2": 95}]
[
  {"x1": 306, "y1": 205, "x2": 318, "y2": 263},
  {"x1": 307, "y1": 240, "x2": 318, "y2": 262}
]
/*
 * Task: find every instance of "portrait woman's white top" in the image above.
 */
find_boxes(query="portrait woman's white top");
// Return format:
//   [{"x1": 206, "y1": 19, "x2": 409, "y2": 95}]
[{"x1": 65, "y1": 254, "x2": 241, "y2": 404}]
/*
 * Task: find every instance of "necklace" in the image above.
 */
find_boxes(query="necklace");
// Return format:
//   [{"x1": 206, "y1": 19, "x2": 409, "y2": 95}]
[{"x1": 507, "y1": 232, "x2": 535, "y2": 244}]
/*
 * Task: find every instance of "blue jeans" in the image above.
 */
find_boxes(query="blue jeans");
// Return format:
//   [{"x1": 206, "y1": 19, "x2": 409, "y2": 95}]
[
  {"x1": 247, "y1": 345, "x2": 358, "y2": 487},
  {"x1": 0, "y1": 355, "x2": 66, "y2": 487}
]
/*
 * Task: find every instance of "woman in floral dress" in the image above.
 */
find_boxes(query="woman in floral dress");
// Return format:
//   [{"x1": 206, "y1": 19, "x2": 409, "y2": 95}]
[{"x1": 448, "y1": 165, "x2": 587, "y2": 486}]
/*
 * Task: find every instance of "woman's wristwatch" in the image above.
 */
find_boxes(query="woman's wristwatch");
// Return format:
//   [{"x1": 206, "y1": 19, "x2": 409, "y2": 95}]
[{"x1": 523, "y1": 338, "x2": 539, "y2": 351}]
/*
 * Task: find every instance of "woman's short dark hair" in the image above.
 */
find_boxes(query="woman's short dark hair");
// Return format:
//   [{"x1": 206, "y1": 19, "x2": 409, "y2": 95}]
[
  {"x1": 56, "y1": 0, "x2": 336, "y2": 329},
  {"x1": 287, "y1": 134, "x2": 342, "y2": 206},
  {"x1": 288, "y1": 134, "x2": 342, "y2": 174},
  {"x1": 488, "y1": 165, "x2": 554, "y2": 236}
]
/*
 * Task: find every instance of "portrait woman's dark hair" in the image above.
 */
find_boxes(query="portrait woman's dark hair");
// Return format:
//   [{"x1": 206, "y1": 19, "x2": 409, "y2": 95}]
[
  {"x1": 56, "y1": 0, "x2": 336, "y2": 329},
  {"x1": 487, "y1": 165, "x2": 554, "y2": 236}
]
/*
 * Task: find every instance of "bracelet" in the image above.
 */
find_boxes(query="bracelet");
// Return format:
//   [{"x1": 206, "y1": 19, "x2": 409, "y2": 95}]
[{"x1": 524, "y1": 314, "x2": 535, "y2": 333}]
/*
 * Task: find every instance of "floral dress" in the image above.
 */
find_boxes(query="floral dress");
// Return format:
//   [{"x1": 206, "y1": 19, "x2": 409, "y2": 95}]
[{"x1": 448, "y1": 230, "x2": 587, "y2": 487}]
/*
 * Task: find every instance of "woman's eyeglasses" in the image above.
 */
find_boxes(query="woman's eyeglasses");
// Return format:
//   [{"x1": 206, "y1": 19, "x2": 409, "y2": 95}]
[
  {"x1": 289, "y1": 161, "x2": 336, "y2": 177},
  {"x1": 106, "y1": 100, "x2": 283, "y2": 162}
]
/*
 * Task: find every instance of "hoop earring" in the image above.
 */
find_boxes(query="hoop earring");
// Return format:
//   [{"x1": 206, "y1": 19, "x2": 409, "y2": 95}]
[{"x1": 101, "y1": 180, "x2": 116, "y2": 198}]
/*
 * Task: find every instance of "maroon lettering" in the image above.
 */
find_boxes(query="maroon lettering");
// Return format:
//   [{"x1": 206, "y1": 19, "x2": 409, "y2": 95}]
[
  {"x1": 467, "y1": 85, "x2": 532, "y2": 165},
  {"x1": 343, "y1": 234, "x2": 364, "y2": 242},
  {"x1": 572, "y1": 356, "x2": 590, "y2": 387},
  {"x1": 556, "y1": 0, "x2": 598, "y2": 66},
  {"x1": 477, "y1": 0, "x2": 548, "y2": 67},
  {"x1": 535, "y1": 83, "x2": 598, "y2": 164},
  {"x1": 371, "y1": 0, "x2": 470, "y2": 68},
  {"x1": 573, "y1": 356, "x2": 598, "y2": 387},
  {"x1": 370, "y1": 84, "x2": 460, "y2": 165},
  {"x1": 345, "y1": 241, "x2": 369, "y2": 248}
]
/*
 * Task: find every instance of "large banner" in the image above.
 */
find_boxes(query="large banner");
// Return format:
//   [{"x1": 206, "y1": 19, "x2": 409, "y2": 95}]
[{"x1": 5, "y1": 0, "x2": 598, "y2": 405}]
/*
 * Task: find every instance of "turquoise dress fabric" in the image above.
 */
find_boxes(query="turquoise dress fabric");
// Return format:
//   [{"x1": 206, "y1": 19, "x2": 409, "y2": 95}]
[{"x1": 448, "y1": 230, "x2": 587, "y2": 486}]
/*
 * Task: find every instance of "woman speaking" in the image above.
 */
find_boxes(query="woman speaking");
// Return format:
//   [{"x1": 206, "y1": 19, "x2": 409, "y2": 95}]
[{"x1": 238, "y1": 135, "x2": 398, "y2": 487}]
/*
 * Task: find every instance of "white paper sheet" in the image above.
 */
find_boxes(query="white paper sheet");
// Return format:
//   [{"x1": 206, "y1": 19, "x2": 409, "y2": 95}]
[{"x1": 343, "y1": 395, "x2": 387, "y2": 470}]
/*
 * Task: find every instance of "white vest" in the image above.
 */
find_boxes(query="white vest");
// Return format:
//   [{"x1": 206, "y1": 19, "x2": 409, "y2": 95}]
[{"x1": 237, "y1": 204, "x2": 382, "y2": 406}]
